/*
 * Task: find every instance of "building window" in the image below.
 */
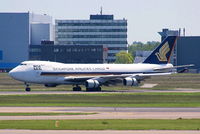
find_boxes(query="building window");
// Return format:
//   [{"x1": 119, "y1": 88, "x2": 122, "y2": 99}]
[
  {"x1": 66, "y1": 48, "x2": 71, "y2": 52},
  {"x1": 58, "y1": 29, "x2": 127, "y2": 32},
  {"x1": 91, "y1": 48, "x2": 96, "y2": 52},
  {"x1": 57, "y1": 34, "x2": 127, "y2": 38},
  {"x1": 97, "y1": 48, "x2": 102, "y2": 52},
  {"x1": 60, "y1": 41, "x2": 127, "y2": 45},
  {"x1": 54, "y1": 48, "x2": 59, "y2": 53},
  {"x1": 29, "y1": 56, "x2": 41, "y2": 60},
  {"x1": 58, "y1": 22, "x2": 127, "y2": 26},
  {"x1": 59, "y1": 48, "x2": 65, "y2": 52},
  {"x1": 108, "y1": 47, "x2": 128, "y2": 50},
  {"x1": 30, "y1": 48, "x2": 41, "y2": 52},
  {"x1": 72, "y1": 48, "x2": 77, "y2": 52},
  {"x1": 108, "y1": 53, "x2": 116, "y2": 56}
]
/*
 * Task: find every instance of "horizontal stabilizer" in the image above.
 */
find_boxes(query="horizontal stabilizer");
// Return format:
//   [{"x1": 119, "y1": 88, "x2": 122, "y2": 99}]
[{"x1": 153, "y1": 64, "x2": 194, "y2": 71}]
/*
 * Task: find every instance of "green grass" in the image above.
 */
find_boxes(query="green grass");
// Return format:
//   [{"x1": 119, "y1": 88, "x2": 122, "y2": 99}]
[
  {"x1": 0, "y1": 112, "x2": 96, "y2": 116},
  {"x1": 0, "y1": 119, "x2": 200, "y2": 130},
  {"x1": 0, "y1": 92, "x2": 200, "y2": 107}
]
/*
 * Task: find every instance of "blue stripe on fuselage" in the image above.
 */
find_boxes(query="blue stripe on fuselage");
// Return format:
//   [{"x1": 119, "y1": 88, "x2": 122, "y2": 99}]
[{"x1": 40, "y1": 71, "x2": 162, "y2": 75}]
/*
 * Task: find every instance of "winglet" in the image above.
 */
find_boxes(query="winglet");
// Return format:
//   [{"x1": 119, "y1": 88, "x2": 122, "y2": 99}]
[{"x1": 143, "y1": 36, "x2": 178, "y2": 64}]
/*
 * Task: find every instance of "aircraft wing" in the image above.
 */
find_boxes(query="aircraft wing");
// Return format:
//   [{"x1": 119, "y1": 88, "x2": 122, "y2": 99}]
[
  {"x1": 64, "y1": 72, "x2": 173, "y2": 85},
  {"x1": 64, "y1": 74, "x2": 132, "y2": 83}
]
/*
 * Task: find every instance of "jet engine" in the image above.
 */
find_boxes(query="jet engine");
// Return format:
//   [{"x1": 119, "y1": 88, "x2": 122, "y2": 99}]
[
  {"x1": 123, "y1": 77, "x2": 138, "y2": 86},
  {"x1": 85, "y1": 79, "x2": 100, "y2": 88}
]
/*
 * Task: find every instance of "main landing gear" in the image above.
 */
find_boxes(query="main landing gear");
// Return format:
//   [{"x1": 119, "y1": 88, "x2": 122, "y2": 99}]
[
  {"x1": 73, "y1": 85, "x2": 82, "y2": 91},
  {"x1": 86, "y1": 86, "x2": 101, "y2": 92},
  {"x1": 72, "y1": 85, "x2": 102, "y2": 92},
  {"x1": 25, "y1": 83, "x2": 31, "y2": 92}
]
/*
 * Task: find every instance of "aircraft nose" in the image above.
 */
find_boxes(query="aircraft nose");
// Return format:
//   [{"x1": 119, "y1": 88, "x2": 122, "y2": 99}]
[
  {"x1": 9, "y1": 68, "x2": 17, "y2": 78},
  {"x1": 9, "y1": 68, "x2": 21, "y2": 80}
]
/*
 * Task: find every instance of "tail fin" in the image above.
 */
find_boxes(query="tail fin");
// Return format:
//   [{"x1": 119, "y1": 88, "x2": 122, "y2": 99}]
[{"x1": 143, "y1": 36, "x2": 178, "y2": 64}]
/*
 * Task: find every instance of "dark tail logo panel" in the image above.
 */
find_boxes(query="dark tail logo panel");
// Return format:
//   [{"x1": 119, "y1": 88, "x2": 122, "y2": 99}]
[{"x1": 143, "y1": 36, "x2": 177, "y2": 64}]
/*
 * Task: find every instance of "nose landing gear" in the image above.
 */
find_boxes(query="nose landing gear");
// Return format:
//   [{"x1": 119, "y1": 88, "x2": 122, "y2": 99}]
[{"x1": 25, "y1": 83, "x2": 31, "y2": 92}]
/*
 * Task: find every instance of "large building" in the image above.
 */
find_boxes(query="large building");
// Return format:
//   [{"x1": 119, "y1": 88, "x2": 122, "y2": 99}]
[
  {"x1": 0, "y1": 12, "x2": 53, "y2": 71},
  {"x1": 29, "y1": 41, "x2": 108, "y2": 63},
  {"x1": 55, "y1": 14, "x2": 128, "y2": 62},
  {"x1": 176, "y1": 36, "x2": 200, "y2": 72},
  {"x1": 0, "y1": 12, "x2": 111, "y2": 71}
]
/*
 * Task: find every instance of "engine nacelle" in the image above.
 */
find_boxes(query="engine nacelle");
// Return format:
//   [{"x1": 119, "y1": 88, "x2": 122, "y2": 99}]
[
  {"x1": 85, "y1": 79, "x2": 100, "y2": 88},
  {"x1": 44, "y1": 84, "x2": 58, "y2": 87},
  {"x1": 123, "y1": 77, "x2": 138, "y2": 86}
]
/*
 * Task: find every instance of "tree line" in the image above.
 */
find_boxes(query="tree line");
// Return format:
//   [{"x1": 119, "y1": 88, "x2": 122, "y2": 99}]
[{"x1": 115, "y1": 41, "x2": 160, "y2": 64}]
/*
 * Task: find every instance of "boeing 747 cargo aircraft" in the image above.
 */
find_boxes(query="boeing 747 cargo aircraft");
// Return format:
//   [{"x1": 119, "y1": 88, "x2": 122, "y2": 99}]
[{"x1": 9, "y1": 36, "x2": 193, "y2": 91}]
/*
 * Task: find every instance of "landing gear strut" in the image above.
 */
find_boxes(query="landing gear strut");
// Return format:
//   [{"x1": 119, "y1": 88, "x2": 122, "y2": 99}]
[
  {"x1": 73, "y1": 85, "x2": 82, "y2": 91},
  {"x1": 25, "y1": 83, "x2": 31, "y2": 92}
]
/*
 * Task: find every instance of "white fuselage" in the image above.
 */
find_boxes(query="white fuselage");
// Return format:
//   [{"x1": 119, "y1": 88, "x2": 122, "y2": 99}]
[{"x1": 9, "y1": 61, "x2": 173, "y2": 85}]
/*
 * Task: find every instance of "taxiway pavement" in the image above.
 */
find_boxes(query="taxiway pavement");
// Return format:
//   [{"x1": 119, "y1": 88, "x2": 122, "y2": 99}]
[
  {"x1": 1, "y1": 88, "x2": 200, "y2": 95},
  {"x1": 0, "y1": 130, "x2": 200, "y2": 134},
  {"x1": 0, "y1": 107, "x2": 200, "y2": 120}
]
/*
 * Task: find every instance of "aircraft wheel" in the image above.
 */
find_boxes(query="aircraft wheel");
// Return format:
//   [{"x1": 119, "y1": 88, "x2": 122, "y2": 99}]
[
  {"x1": 86, "y1": 88, "x2": 92, "y2": 92},
  {"x1": 73, "y1": 86, "x2": 82, "y2": 91},
  {"x1": 25, "y1": 87, "x2": 31, "y2": 92},
  {"x1": 97, "y1": 87, "x2": 101, "y2": 91},
  {"x1": 94, "y1": 87, "x2": 101, "y2": 91},
  {"x1": 86, "y1": 87, "x2": 101, "y2": 92}
]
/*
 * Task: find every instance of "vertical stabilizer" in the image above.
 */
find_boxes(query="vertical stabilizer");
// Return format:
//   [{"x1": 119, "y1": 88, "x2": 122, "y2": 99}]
[{"x1": 143, "y1": 36, "x2": 177, "y2": 64}]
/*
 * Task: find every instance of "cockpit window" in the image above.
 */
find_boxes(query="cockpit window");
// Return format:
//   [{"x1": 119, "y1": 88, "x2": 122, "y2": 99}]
[{"x1": 20, "y1": 63, "x2": 27, "y2": 65}]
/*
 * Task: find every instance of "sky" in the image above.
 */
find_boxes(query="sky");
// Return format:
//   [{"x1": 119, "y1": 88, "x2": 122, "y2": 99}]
[{"x1": 1, "y1": 0, "x2": 200, "y2": 43}]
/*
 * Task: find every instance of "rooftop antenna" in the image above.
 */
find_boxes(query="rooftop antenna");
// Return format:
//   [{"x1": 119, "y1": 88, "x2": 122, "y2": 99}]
[
  {"x1": 183, "y1": 28, "x2": 186, "y2": 36},
  {"x1": 100, "y1": 7, "x2": 103, "y2": 15}
]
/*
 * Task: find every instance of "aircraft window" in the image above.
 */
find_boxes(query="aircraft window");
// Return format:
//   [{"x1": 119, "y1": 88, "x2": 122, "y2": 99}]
[{"x1": 20, "y1": 63, "x2": 27, "y2": 65}]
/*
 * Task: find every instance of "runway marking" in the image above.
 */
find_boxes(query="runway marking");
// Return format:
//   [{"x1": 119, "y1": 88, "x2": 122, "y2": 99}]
[{"x1": 140, "y1": 83, "x2": 157, "y2": 88}]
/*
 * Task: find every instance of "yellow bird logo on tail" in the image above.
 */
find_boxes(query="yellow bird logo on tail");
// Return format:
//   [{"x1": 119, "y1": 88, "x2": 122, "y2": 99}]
[{"x1": 155, "y1": 42, "x2": 170, "y2": 61}]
